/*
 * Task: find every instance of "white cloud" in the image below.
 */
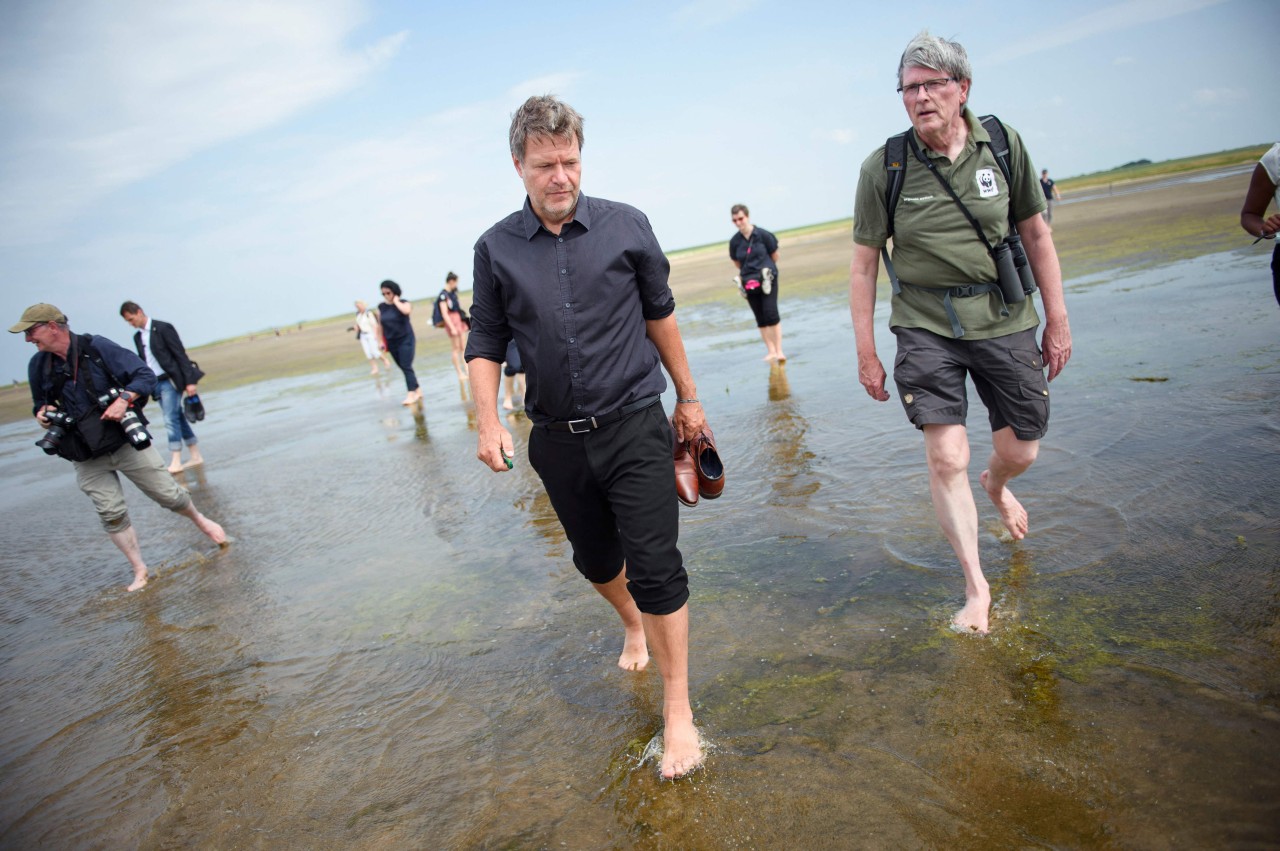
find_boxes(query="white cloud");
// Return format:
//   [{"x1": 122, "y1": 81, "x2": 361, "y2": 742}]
[
  {"x1": 1190, "y1": 87, "x2": 1247, "y2": 105},
  {"x1": 812, "y1": 128, "x2": 858, "y2": 145},
  {"x1": 0, "y1": 0, "x2": 405, "y2": 247},
  {"x1": 671, "y1": 0, "x2": 762, "y2": 30},
  {"x1": 987, "y1": 0, "x2": 1231, "y2": 64}
]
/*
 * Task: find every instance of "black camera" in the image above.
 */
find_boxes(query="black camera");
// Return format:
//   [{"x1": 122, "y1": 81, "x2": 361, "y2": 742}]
[
  {"x1": 35, "y1": 408, "x2": 75, "y2": 455},
  {"x1": 97, "y1": 387, "x2": 152, "y2": 450}
]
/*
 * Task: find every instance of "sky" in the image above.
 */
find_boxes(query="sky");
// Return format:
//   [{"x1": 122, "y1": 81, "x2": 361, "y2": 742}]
[{"x1": 1, "y1": 0, "x2": 1272, "y2": 383}]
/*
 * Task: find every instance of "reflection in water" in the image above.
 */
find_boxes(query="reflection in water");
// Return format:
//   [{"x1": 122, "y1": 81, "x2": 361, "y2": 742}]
[
  {"x1": 0, "y1": 251, "x2": 1277, "y2": 847},
  {"x1": 410, "y1": 401, "x2": 428, "y2": 441}
]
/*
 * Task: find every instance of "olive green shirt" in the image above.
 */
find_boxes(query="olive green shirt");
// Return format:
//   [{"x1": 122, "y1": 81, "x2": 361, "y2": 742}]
[{"x1": 853, "y1": 109, "x2": 1047, "y2": 340}]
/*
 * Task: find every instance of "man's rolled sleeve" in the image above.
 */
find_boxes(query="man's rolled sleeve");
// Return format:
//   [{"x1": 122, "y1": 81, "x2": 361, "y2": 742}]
[
  {"x1": 633, "y1": 214, "x2": 675, "y2": 321},
  {"x1": 465, "y1": 239, "x2": 513, "y2": 364}
]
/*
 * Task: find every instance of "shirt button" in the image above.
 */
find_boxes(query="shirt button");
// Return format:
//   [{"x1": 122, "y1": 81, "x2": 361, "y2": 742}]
[
  {"x1": 564, "y1": 302, "x2": 571, "y2": 308},
  {"x1": 573, "y1": 372, "x2": 579, "y2": 378},
  {"x1": 558, "y1": 237, "x2": 563, "y2": 242},
  {"x1": 576, "y1": 404, "x2": 582, "y2": 410},
  {"x1": 568, "y1": 337, "x2": 575, "y2": 343},
  {"x1": 561, "y1": 269, "x2": 567, "y2": 274}
]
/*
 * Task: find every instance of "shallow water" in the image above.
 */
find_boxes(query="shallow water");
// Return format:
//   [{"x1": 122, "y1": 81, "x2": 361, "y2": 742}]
[{"x1": 2, "y1": 249, "x2": 1278, "y2": 849}]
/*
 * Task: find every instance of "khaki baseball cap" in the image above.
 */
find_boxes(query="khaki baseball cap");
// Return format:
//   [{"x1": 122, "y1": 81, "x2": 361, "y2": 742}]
[{"x1": 9, "y1": 303, "x2": 67, "y2": 333}]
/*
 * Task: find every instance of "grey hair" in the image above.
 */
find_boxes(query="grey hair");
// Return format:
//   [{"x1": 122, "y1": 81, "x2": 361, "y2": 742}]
[
  {"x1": 508, "y1": 95, "x2": 585, "y2": 163},
  {"x1": 897, "y1": 30, "x2": 972, "y2": 89}
]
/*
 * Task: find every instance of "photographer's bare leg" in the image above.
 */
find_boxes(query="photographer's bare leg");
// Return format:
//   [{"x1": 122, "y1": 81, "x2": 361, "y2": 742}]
[
  {"x1": 980, "y1": 427, "x2": 1036, "y2": 541},
  {"x1": 176, "y1": 503, "x2": 227, "y2": 547},
  {"x1": 592, "y1": 569, "x2": 649, "y2": 671},
  {"x1": 642, "y1": 604, "x2": 702, "y2": 779},
  {"x1": 923, "y1": 424, "x2": 991, "y2": 633},
  {"x1": 108, "y1": 525, "x2": 150, "y2": 592}
]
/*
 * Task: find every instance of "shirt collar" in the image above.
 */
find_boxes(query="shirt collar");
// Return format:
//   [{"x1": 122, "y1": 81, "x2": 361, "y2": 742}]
[
  {"x1": 917, "y1": 107, "x2": 988, "y2": 160},
  {"x1": 520, "y1": 193, "x2": 591, "y2": 240}
]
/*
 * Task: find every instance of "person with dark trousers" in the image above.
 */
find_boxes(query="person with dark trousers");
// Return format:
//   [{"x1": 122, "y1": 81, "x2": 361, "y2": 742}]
[
  {"x1": 466, "y1": 95, "x2": 708, "y2": 779},
  {"x1": 13, "y1": 303, "x2": 226, "y2": 592},
  {"x1": 120, "y1": 301, "x2": 205, "y2": 473},
  {"x1": 729, "y1": 204, "x2": 785, "y2": 362},
  {"x1": 378, "y1": 280, "x2": 420, "y2": 405}
]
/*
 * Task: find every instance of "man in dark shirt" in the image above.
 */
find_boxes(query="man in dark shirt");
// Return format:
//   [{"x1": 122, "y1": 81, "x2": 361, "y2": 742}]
[
  {"x1": 12, "y1": 303, "x2": 227, "y2": 592},
  {"x1": 466, "y1": 95, "x2": 707, "y2": 779}
]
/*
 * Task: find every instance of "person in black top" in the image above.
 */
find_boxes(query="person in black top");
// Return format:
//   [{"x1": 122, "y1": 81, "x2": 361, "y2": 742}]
[
  {"x1": 378, "y1": 280, "x2": 420, "y2": 405},
  {"x1": 435, "y1": 271, "x2": 469, "y2": 382},
  {"x1": 466, "y1": 95, "x2": 707, "y2": 779},
  {"x1": 729, "y1": 204, "x2": 785, "y2": 361},
  {"x1": 12, "y1": 303, "x2": 227, "y2": 592},
  {"x1": 1039, "y1": 169, "x2": 1061, "y2": 227}
]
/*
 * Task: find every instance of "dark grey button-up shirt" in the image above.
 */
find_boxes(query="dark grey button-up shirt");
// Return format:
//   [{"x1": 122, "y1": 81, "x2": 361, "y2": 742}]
[{"x1": 465, "y1": 194, "x2": 675, "y2": 425}]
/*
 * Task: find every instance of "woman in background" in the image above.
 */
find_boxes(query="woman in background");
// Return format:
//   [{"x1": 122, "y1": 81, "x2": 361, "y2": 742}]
[
  {"x1": 378, "y1": 280, "x2": 420, "y2": 405},
  {"x1": 729, "y1": 204, "x2": 785, "y2": 362},
  {"x1": 353, "y1": 299, "x2": 392, "y2": 374}
]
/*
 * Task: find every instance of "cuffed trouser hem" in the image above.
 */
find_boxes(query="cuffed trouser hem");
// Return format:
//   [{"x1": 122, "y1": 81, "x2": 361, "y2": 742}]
[{"x1": 76, "y1": 445, "x2": 192, "y2": 533}]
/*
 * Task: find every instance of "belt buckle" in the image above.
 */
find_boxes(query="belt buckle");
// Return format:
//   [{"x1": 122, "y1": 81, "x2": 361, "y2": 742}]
[{"x1": 567, "y1": 417, "x2": 596, "y2": 434}]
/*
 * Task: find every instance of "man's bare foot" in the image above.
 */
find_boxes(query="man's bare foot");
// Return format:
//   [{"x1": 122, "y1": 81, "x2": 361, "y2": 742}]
[
  {"x1": 502, "y1": 397, "x2": 514, "y2": 411},
  {"x1": 763, "y1": 353, "x2": 777, "y2": 362},
  {"x1": 660, "y1": 712, "x2": 703, "y2": 779},
  {"x1": 775, "y1": 352, "x2": 787, "y2": 363},
  {"x1": 168, "y1": 462, "x2": 184, "y2": 474},
  {"x1": 126, "y1": 572, "x2": 149, "y2": 592},
  {"x1": 196, "y1": 516, "x2": 227, "y2": 546},
  {"x1": 184, "y1": 452, "x2": 204, "y2": 468},
  {"x1": 618, "y1": 626, "x2": 649, "y2": 672},
  {"x1": 370, "y1": 366, "x2": 379, "y2": 374},
  {"x1": 952, "y1": 595, "x2": 991, "y2": 634},
  {"x1": 980, "y1": 470, "x2": 1028, "y2": 540}
]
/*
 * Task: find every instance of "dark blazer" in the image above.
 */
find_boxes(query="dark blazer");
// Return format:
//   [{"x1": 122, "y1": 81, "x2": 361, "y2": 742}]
[{"x1": 133, "y1": 319, "x2": 205, "y2": 388}]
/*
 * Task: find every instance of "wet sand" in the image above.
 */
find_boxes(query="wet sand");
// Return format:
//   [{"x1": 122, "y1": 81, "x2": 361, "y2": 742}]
[{"x1": 1, "y1": 169, "x2": 1278, "y2": 848}]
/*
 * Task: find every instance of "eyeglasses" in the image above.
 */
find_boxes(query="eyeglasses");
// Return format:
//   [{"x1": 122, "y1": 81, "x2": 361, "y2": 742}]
[
  {"x1": 24, "y1": 322, "x2": 48, "y2": 335},
  {"x1": 731, "y1": 216, "x2": 746, "y2": 223},
  {"x1": 897, "y1": 77, "x2": 955, "y2": 98}
]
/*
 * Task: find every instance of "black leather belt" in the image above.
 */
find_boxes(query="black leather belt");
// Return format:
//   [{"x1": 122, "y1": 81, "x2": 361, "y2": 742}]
[{"x1": 543, "y1": 396, "x2": 660, "y2": 433}]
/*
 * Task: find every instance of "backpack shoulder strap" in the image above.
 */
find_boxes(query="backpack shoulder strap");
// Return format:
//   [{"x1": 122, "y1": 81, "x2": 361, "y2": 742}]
[
  {"x1": 884, "y1": 130, "x2": 909, "y2": 239},
  {"x1": 979, "y1": 114, "x2": 1012, "y2": 182},
  {"x1": 979, "y1": 114, "x2": 1020, "y2": 227}
]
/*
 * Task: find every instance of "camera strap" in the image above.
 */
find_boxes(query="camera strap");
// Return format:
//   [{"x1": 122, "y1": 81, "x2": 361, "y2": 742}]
[{"x1": 906, "y1": 131, "x2": 996, "y2": 255}]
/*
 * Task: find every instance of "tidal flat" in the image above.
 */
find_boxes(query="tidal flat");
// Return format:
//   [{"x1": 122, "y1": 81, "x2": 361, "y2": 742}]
[{"x1": 2, "y1": 169, "x2": 1278, "y2": 848}]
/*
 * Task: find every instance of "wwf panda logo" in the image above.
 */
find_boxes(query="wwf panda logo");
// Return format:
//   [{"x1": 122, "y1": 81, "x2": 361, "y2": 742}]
[{"x1": 976, "y1": 168, "x2": 999, "y2": 198}]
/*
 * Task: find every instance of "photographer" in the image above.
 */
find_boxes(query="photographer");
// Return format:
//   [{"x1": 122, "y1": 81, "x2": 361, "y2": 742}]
[{"x1": 11, "y1": 304, "x2": 227, "y2": 592}]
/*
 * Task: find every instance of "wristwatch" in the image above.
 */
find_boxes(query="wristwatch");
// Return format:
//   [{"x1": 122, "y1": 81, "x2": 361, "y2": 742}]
[{"x1": 120, "y1": 391, "x2": 135, "y2": 403}]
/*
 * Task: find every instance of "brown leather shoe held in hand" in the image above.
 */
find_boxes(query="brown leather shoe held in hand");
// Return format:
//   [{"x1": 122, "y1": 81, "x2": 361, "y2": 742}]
[
  {"x1": 689, "y1": 426, "x2": 724, "y2": 499},
  {"x1": 672, "y1": 419, "x2": 699, "y2": 507}
]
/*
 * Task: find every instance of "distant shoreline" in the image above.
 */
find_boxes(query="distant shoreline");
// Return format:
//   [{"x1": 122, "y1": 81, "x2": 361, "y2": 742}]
[{"x1": 0, "y1": 153, "x2": 1263, "y2": 427}]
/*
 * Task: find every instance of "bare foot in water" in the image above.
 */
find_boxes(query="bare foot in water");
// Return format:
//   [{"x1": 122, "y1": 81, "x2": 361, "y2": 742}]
[
  {"x1": 980, "y1": 470, "x2": 1028, "y2": 540},
  {"x1": 126, "y1": 571, "x2": 148, "y2": 592},
  {"x1": 952, "y1": 588, "x2": 991, "y2": 634},
  {"x1": 197, "y1": 516, "x2": 227, "y2": 546},
  {"x1": 660, "y1": 711, "x2": 703, "y2": 779},
  {"x1": 618, "y1": 626, "x2": 649, "y2": 672}
]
